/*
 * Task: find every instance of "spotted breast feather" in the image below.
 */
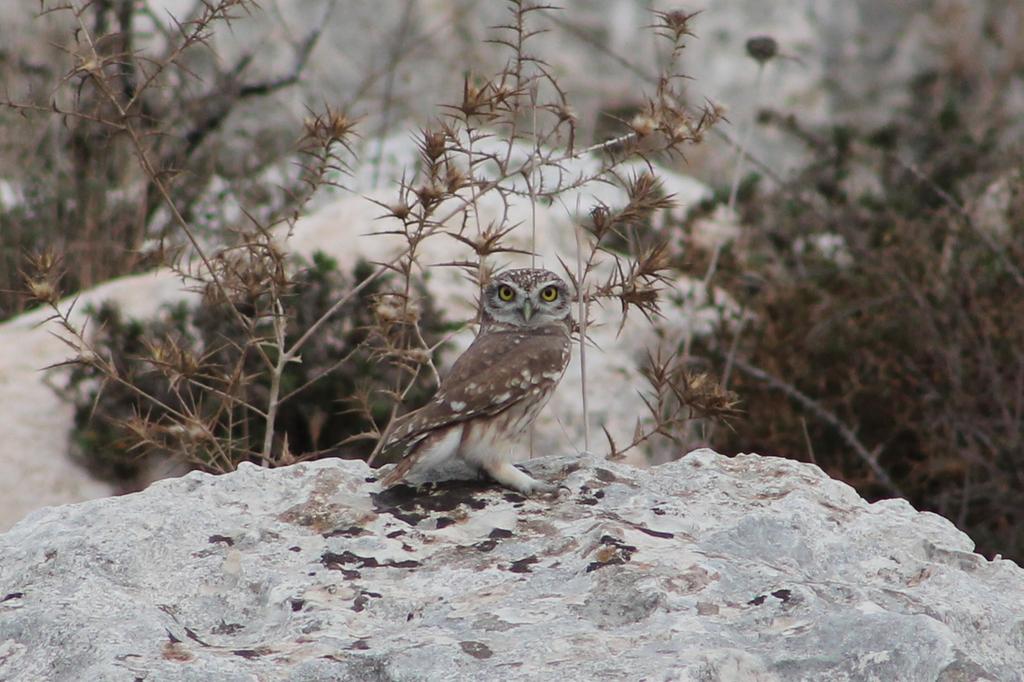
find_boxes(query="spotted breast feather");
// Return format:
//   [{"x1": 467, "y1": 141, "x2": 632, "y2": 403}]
[{"x1": 376, "y1": 326, "x2": 571, "y2": 471}]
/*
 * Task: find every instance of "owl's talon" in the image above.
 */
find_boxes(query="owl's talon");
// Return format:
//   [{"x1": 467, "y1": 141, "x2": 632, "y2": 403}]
[
  {"x1": 484, "y1": 461, "x2": 559, "y2": 496},
  {"x1": 526, "y1": 479, "x2": 560, "y2": 496}
]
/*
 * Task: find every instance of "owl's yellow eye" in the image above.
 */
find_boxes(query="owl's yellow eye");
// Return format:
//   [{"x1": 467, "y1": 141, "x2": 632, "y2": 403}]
[
  {"x1": 498, "y1": 285, "x2": 515, "y2": 301},
  {"x1": 540, "y1": 285, "x2": 558, "y2": 302}
]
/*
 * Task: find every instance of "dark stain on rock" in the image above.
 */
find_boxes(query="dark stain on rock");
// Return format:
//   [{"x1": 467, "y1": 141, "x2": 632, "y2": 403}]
[
  {"x1": 350, "y1": 639, "x2": 371, "y2": 650},
  {"x1": 502, "y1": 492, "x2": 527, "y2": 505},
  {"x1": 509, "y1": 555, "x2": 539, "y2": 573},
  {"x1": 233, "y1": 647, "x2": 272, "y2": 659},
  {"x1": 1, "y1": 592, "x2": 24, "y2": 602},
  {"x1": 288, "y1": 546, "x2": 302, "y2": 552},
  {"x1": 353, "y1": 590, "x2": 382, "y2": 612},
  {"x1": 474, "y1": 539, "x2": 498, "y2": 552},
  {"x1": 208, "y1": 534, "x2": 234, "y2": 546},
  {"x1": 386, "y1": 530, "x2": 406, "y2": 539},
  {"x1": 322, "y1": 551, "x2": 365, "y2": 570},
  {"x1": 631, "y1": 525, "x2": 674, "y2": 539},
  {"x1": 436, "y1": 516, "x2": 456, "y2": 529},
  {"x1": 184, "y1": 627, "x2": 210, "y2": 647},
  {"x1": 594, "y1": 468, "x2": 617, "y2": 482},
  {"x1": 390, "y1": 559, "x2": 420, "y2": 568},
  {"x1": 323, "y1": 526, "x2": 369, "y2": 538},
  {"x1": 290, "y1": 598, "x2": 306, "y2": 612},
  {"x1": 371, "y1": 480, "x2": 491, "y2": 527},
  {"x1": 489, "y1": 528, "x2": 513, "y2": 539},
  {"x1": 460, "y1": 641, "x2": 493, "y2": 659},
  {"x1": 585, "y1": 535, "x2": 638, "y2": 573},
  {"x1": 387, "y1": 509, "x2": 428, "y2": 527},
  {"x1": 212, "y1": 621, "x2": 244, "y2": 635},
  {"x1": 321, "y1": 550, "x2": 421, "y2": 571},
  {"x1": 576, "y1": 485, "x2": 602, "y2": 505},
  {"x1": 749, "y1": 590, "x2": 790, "y2": 606},
  {"x1": 652, "y1": 507, "x2": 666, "y2": 516}
]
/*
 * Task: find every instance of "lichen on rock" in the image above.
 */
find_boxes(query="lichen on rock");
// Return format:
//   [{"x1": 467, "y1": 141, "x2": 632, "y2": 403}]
[{"x1": 1, "y1": 449, "x2": 1022, "y2": 681}]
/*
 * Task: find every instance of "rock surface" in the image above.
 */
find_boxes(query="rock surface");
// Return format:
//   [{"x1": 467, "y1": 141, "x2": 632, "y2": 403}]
[{"x1": 2, "y1": 449, "x2": 1022, "y2": 681}]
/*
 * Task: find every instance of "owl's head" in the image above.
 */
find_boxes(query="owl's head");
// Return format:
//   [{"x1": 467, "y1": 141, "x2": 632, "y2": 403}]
[{"x1": 481, "y1": 268, "x2": 573, "y2": 329}]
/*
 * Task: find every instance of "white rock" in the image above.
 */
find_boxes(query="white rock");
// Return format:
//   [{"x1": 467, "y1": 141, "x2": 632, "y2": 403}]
[
  {"x1": 0, "y1": 271, "x2": 197, "y2": 532},
  {"x1": 0, "y1": 450, "x2": 1020, "y2": 680}
]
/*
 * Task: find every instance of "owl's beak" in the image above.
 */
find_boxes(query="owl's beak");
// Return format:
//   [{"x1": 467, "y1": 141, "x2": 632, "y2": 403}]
[{"x1": 521, "y1": 299, "x2": 534, "y2": 322}]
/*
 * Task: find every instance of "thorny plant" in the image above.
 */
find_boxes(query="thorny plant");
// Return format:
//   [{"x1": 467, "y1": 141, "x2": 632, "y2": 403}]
[
  {"x1": 19, "y1": 2, "x2": 737, "y2": 477},
  {"x1": 60, "y1": 255, "x2": 451, "y2": 479},
  {"x1": 1, "y1": 0, "x2": 335, "y2": 319}
]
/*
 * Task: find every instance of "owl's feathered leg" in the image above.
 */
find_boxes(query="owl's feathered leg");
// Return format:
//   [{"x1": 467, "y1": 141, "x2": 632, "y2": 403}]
[
  {"x1": 481, "y1": 461, "x2": 558, "y2": 496},
  {"x1": 380, "y1": 426, "x2": 463, "y2": 487}
]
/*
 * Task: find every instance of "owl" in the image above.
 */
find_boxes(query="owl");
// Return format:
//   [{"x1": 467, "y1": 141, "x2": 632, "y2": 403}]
[{"x1": 376, "y1": 268, "x2": 574, "y2": 495}]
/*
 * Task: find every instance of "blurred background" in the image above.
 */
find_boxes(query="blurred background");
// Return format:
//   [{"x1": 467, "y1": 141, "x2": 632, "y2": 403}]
[{"x1": 1, "y1": 1, "x2": 1022, "y2": 559}]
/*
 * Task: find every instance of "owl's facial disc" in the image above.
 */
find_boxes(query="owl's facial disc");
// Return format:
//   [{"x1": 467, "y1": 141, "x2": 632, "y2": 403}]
[{"x1": 483, "y1": 269, "x2": 572, "y2": 328}]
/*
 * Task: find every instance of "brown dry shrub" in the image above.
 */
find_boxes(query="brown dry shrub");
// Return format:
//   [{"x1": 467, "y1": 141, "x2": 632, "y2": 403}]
[{"x1": 704, "y1": 75, "x2": 1024, "y2": 559}]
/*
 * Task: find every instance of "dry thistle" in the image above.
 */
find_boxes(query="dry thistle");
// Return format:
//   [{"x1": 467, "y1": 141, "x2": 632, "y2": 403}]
[
  {"x1": 652, "y1": 10, "x2": 700, "y2": 44},
  {"x1": 21, "y1": 250, "x2": 64, "y2": 306},
  {"x1": 142, "y1": 336, "x2": 201, "y2": 391},
  {"x1": 598, "y1": 241, "x2": 674, "y2": 326},
  {"x1": 445, "y1": 222, "x2": 534, "y2": 260},
  {"x1": 365, "y1": 290, "x2": 431, "y2": 375},
  {"x1": 419, "y1": 128, "x2": 449, "y2": 163},
  {"x1": 673, "y1": 370, "x2": 743, "y2": 423},
  {"x1": 302, "y1": 107, "x2": 360, "y2": 155},
  {"x1": 629, "y1": 112, "x2": 658, "y2": 138},
  {"x1": 602, "y1": 349, "x2": 740, "y2": 460},
  {"x1": 201, "y1": 242, "x2": 290, "y2": 319},
  {"x1": 745, "y1": 36, "x2": 779, "y2": 64},
  {"x1": 453, "y1": 74, "x2": 498, "y2": 120}
]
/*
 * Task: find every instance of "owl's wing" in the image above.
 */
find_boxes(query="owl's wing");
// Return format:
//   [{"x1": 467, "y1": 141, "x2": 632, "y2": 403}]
[{"x1": 378, "y1": 327, "x2": 572, "y2": 463}]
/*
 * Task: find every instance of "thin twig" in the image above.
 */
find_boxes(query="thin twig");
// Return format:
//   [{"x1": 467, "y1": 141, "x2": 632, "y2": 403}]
[{"x1": 729, "y1": 355, "x2": 905, "y2": 498}]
